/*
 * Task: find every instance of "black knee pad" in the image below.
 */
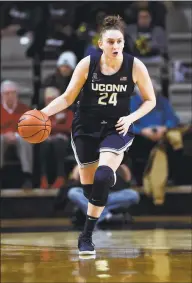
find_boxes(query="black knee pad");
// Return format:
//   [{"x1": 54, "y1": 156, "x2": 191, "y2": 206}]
[
  {"x1": 89, "y1": 165, "x2": 115, "y2": 207},
  {"x1": 83, "y1": 184, "x2": 92, "y2": 199}
]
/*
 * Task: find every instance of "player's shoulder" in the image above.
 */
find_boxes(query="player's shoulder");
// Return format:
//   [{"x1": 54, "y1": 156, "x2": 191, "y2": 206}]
[
  {"x1": 132, "y1": 56, "x2": 142, "y2": 65},
  {"x1": 75, "y1": 56, "x2": 91, "y2": 78},
  {"x1": 131, "y1": 57, "x2": 148, "y2": 83},
  {"x1": 133, "y1": 57, "x2": 148, "y2": 77},
  {"x1": 78, "y1": 51, "x2": 101, "y2": 77},
  {"x1": 133, "y1": 57, "x2": 147, "y2": 69},
  {"x1": 78, "y1": 56, "x2": 91, "y2": 67}
]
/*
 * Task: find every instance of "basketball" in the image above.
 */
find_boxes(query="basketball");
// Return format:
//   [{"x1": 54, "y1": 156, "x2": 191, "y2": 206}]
[{"x1": 18, "y1": 109, "x2": 51, "y2": 143}]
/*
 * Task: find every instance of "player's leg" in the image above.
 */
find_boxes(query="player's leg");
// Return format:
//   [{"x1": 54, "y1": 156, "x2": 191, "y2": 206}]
[
  {"x1": 80, "y1": 132, "x2": 134, "y2": 245},
  {"x1": 78, "y1": 161, "x2": 98, "y2": 197},
  {"x1": 78, "y1": 162, "x2": 98, "y2": 184},
  {"x1": 88, "y1": 151, "x2": 124, "y2": 216},
  {"x1": 78, "y1": 151, "x2": 124, "y2": 254},
  {"x1": 78, "y1": 152, "x2": 124, "y2": 254},
  {"x1": 71, "y1": 134, "x2": 101, "y2": 254},
  {"x1": 81, "y1": 152, "x2": 123, "y2": 227},
  {"x1": 71, "y1": 134, "x2": 99, "y2": 199},
  {"x1": 87, "y1": 132, "x2": 134, "y2": 218}
]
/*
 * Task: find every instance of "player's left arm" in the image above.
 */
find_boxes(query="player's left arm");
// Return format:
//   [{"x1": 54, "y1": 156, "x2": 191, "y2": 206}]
[{"x1": 116, "y1": 58, "x2": 156, "y2": 136}]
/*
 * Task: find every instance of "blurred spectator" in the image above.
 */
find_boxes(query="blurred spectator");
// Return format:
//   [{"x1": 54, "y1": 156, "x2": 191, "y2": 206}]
[
  {"x1": 126, "y1": 8, "x2": 167, "y2": 61},
  {"x1": 124, "y1": 1, "x2": 167, "y2": 28},
  {"x1": 1, "y1": 2, "x2": 49, "y2": 61},
  {"x1": 0, "y1": 2, "x2": 32, "y2": 37},
  {"x1": 0, "y1": 80, "x2": 33, "y2": 188},
  {"x1": 39, "y1": 87, "x2": 73, "y2": 189},
  {"x1": 44, "y1": 21, "x2": 78, "y2": 61},
  {"x1": 130, "y1": 84, "x2": 184, "y2": 204},
  {"x1": 42, "y1": 51, "x2": 77, "y2": 94},
  {"x1": 173, "y1": 61, "x2": 192, "y2": 83},
  {"x1": 67, "y1": 164, "x2": 139, "y2": 226},
  {"x1": 48, "y1": 2, "x2": 76, "y2": 27},
  {"x1": 83, "y1": 9, "x2": 106, "y2": 57}
]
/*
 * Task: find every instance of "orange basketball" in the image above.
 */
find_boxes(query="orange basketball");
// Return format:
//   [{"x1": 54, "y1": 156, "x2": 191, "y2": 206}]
[{"x1": 18, "y1": 109, "x2": 51, "y2": 143}]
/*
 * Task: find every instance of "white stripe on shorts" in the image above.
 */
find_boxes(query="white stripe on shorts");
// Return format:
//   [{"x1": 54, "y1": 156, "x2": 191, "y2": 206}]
[{"x1": 71, "y1": 133, "x2": 99, "y2": 168}]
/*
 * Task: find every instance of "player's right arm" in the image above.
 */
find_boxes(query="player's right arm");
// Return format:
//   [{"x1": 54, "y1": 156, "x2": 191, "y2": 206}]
[{"x1": 41, "y1": 56, "x2": 90, "y2": 117}]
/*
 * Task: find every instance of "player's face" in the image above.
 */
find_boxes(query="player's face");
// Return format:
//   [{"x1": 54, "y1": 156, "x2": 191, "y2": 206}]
[{"x1": 99, "y1": 30, "x2": 124, "y2": 59}]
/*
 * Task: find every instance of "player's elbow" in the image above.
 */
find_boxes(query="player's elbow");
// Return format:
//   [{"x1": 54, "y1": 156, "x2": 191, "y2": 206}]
[
  {"x1": 61, "y1": 93, "x2": 74, "y2": 107},
  {"x1": 149, "y1": 96, "x2": 156, "y2": 109},
  {"x1": 144, "y1": 95, "x2": 156, "y2": 109},
  {"x1": 152, "y1": 98, "x2": 156, "y2": 108}
]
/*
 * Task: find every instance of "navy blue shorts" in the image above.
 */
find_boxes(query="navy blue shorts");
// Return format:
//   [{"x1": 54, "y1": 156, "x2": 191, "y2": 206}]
[{"x1": 71, "y1": 116, "x2": 134, "y2": 168}]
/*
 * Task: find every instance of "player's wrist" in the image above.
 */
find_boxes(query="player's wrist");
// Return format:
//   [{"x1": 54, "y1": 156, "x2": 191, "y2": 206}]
[
  {"x1": 40, "y1": 108, "x2": 50, "y2": 117},
  {"x1": 126, "y1": 114, "x2": 135, "y2": 124}
]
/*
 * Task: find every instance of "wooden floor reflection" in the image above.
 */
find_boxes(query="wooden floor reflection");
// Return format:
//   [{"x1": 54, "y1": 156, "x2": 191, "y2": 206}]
[{"x1": 1, "y1": 229, "x2": 191, "y2": 282}]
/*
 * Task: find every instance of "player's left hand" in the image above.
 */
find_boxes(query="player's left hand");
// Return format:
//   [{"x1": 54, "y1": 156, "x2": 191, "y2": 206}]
[{"x1": 115, "y1": 116, "x2": 133, "y2": 136}]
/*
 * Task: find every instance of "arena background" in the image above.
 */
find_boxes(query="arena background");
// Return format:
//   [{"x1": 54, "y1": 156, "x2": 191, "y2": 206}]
[{"x1": 1, "y1": 1, "x2": 192, "y2": 283}]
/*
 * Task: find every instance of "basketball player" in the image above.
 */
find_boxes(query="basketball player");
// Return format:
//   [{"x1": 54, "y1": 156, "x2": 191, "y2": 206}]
[{"x1": 41, "y1": 16, "x2": 156, "y2": 255}]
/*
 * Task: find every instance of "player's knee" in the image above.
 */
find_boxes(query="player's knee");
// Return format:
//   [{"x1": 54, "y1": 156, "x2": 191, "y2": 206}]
[
  {"x1": 82, "y1": 184, "x2": 92, "y2": 199},
  {"x1": 89, "y1": 165, "x2": 115, "y2": 207},
  {"x1": 94, "y1": 165, "x2": 115, "y2": 187}
]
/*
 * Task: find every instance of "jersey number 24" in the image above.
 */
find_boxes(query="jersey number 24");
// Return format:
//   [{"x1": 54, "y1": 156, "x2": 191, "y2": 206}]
[{"x1": 98, "y1": 92, "x2": 117, "y2": 106}]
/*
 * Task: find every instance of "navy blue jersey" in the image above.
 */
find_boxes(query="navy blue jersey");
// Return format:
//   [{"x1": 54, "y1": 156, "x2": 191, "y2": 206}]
[{"x1": 76, "y1": 52, "x2": 135, "y2": 121}]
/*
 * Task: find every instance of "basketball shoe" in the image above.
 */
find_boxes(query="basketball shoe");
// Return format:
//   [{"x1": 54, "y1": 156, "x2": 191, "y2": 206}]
[{"x1": 78, "y1": 233, "x2": 96, "y2": 255}]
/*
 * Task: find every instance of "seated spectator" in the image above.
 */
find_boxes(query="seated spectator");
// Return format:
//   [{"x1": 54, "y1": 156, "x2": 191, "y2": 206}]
[
  {"x1": 124, "y1": 1, "x2": 167, "y2": 28},
  {"x1": 40, "y1": 87, "x2": 73, "y2": 189},
  {"x1": 126, "y1": 8, "x2": 167, "y2": 62},
  {"x1": 130, "y1": 84, "x2": 184, "y2": 204},
  {"x1": 67, "y1": 164, "x2": 140, "y2": 226},
  {"x1": 42, "y1": 51, "x2": 77, "y2": 94},
  {"x1": 0, "y1": 80, "x2": 33, "y2": 188}
]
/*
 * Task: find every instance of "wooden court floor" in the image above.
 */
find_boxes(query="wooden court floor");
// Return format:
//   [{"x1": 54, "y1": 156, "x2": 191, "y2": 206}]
[{"x1": 1, "y1": 229, "x2": 191, "y2": 282}]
